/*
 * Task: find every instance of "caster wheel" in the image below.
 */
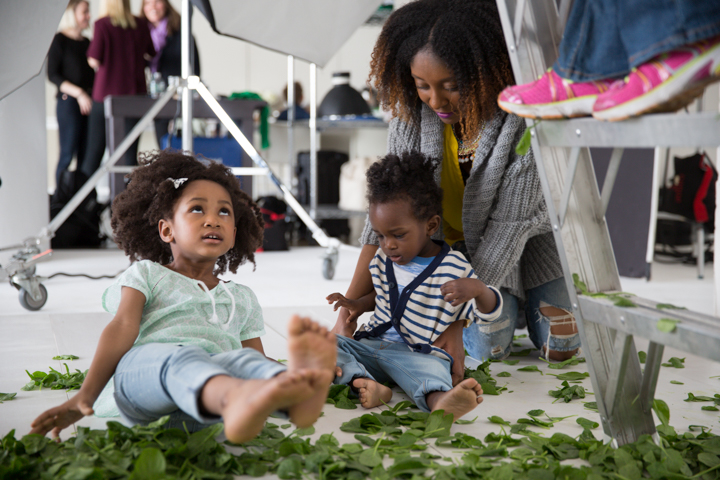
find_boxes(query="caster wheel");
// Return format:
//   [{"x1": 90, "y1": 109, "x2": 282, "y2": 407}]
[
  {"x1": 19, "y1": 284, "x2": 48, "y2": 311},
  {"x1": 322, "y1": 256, "x2": 336, "y2": 280}
]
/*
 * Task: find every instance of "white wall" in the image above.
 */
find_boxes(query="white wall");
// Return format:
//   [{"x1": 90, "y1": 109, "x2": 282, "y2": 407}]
[{"x1": 0, "y1": 72, "x2": 49, "y2": 265}]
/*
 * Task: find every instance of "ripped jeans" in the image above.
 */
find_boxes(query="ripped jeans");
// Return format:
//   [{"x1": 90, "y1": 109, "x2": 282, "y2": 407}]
[{"x1": 463, "y1": 277, "x2": 580, "y2": 361}]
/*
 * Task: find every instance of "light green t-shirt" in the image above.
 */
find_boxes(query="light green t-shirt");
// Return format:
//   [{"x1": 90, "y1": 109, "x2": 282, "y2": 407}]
[
  {"x1": 102, "y1": 260, "x2": 266, "y2": 353},
  {"x1": 95, "y1": 260, "x2": 266, "y2": 417}
]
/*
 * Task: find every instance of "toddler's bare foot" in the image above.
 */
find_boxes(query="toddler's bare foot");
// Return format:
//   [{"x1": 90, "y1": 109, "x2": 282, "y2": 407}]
[
  {"x1": 352, "y1": 377, "x2": 393, "y2": 409},
  {"x1": 426, "y1": 378, "x2": 483, "y2": 421},
  {"x1": 220, "y1": 372, "x2": 314, "y2": 444},
  {"x1": 286, "y1": 315, "x2": 337, "y2": 427}
]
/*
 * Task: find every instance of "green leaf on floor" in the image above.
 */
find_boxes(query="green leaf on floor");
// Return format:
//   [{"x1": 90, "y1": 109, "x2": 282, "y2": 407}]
[
  {"x1": 549, "y1": 381, "x2": 586, "y2": 403},
  {"x1": 701, "y1": 406, "x2": 719, "y2": 411},
  {"x1": 502, "y1": 359, "x2": 519, "y2": 365},
  {"x1": 638, "y1": 351, "x2": 647, "y2": 363},
  {"x1": 496, "y1": 371, "x2": 511, "y2": 377},
  {"x1": 652, "y1": 398, "x2": 670, "y2": 426},
  {"x1": 0, "y1": 392, "x2": 17, "y2": 403},
  {"x1": 670, "y1": 380, "x2": 684, "y2": 385},
  {"x1": 577, "y1": 417, "x2": 599, "y2": 429},
  {"x1": 517, "y1": 365, "x2": 543, "y2": 374},
  {"x1": 51, "y1": 354, "x2": 79, "y2": 360},
  {"x1": 657, "y1": 318, "x2": 680, "y2": 333},
  {"x1": 661, "y1": 357, "x2": 686, "y2": 368},
  {"x1": 539, "y1": 355, "x2": 586, "y2": 369},
  {"x1": 548, "y1": 371, "x2": 589, "y2": 382},
  {"x1": 21, "y1": 363, "x2": 86, "y2": 391},
  {"x1": 509, "y1": 349, "x2": 533, "y2": 357}
]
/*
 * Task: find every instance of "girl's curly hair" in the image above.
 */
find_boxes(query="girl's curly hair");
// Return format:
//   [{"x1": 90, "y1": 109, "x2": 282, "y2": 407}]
[
  {"x1": 366, "y1": 151, "x2": 442, "y2": 221},
  {"x1": 369, "y1": 0, "x2": 514, "y2": 140},
  {"x1": 111, "y1": 150, "x2": 264, "y2": 274}
]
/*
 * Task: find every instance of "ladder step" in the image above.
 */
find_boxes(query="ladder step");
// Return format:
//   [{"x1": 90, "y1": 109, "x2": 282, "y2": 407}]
[
  {"x1": 535, "y1": 111, "x2": 720, "y2": 148},
  {"x1": 577, "y1": 295, "x2": 720, "y2": 362}
]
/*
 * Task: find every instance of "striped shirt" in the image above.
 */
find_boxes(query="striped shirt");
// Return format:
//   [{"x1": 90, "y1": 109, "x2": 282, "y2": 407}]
[{"x1": 355, "y1": 242, "x2": 502, "y2": 362}]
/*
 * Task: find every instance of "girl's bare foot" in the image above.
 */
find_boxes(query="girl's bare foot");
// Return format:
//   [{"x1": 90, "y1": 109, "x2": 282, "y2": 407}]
[
  {"x1": 426, "y1": 378, "x2": 483, "y2": 421},
  {"x1": 352, "y1": 377, "x2": 393, "y2": 408},
  {"x1": 286, "y1": 315, "x2": 337, "y2": 427},
  {"x1": 217, "y1": 372, "x2": 315, "y2": 444}
]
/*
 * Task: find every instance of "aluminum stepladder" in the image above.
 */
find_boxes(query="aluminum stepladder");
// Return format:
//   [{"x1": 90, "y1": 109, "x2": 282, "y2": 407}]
[{"x1": 496, "y1": 0, "x2": 720, "y2": 446}]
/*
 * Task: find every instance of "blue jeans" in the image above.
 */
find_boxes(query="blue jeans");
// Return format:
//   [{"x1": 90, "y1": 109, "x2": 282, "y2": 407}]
[
  {"x1": 334, "y1": 336, "x2": 453, "y2": 412},
  {"x1": 113, "y1": 343, "x2": 286, "y2": 431},
  {"x1": 463, "y1": 277, "x2": 580, "y2": 361},
  {"x1": 555, "y1": 0, "x2": 720, "y2": 81},
  {"x1": 55, "y1": 95, "x2": 88, "y2": 186}
]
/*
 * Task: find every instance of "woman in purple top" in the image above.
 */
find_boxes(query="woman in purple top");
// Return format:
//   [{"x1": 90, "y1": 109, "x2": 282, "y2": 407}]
[
  {"x1": 47, "y1": 0, "x2": 94, "y2": 187},
  {"x1": 140, "y1": 0, "x2": 200, "y2": 147},
  {"x1": 79, "y1": 0, "x2": 155, "y2": 180}
]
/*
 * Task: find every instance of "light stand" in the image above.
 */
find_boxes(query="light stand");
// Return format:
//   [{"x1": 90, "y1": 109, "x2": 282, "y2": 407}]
[{"x1": 1, "y1": 0, "x2": 343, "y2": 311}]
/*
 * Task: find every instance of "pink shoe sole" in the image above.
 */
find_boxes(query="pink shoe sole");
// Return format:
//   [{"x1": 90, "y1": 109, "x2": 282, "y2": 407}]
[
  {"x1": 498, "y1": 70, "x2": 615, "y2": 119},
  {"x1": 593, "y1": 36, "x2": 720, "y2": 121}
]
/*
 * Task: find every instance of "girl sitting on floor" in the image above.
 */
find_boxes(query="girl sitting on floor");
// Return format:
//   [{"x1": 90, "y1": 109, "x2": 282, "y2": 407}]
[{"x1": 31, "y1": 150, "x2": 336, "y2": 443}]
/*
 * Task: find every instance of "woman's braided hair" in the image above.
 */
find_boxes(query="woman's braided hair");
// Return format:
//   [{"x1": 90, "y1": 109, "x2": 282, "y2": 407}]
[
  {"x1": 366, "y1": 151, "x2": 442, "y2": 221},
  {"x1": 111, "y1": 150, "x2": 264, "y2": 274},
  {"x1": 369, "y1": 0, "x2": 514, "y2": 139}
]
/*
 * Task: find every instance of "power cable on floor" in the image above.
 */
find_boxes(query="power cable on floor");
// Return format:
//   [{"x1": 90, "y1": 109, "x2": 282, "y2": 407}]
[{"x1": 47, "y1": 270, "x2": 126, "y2": 281}]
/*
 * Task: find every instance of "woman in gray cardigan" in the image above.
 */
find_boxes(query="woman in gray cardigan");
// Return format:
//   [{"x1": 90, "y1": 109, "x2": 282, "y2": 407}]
[{"x1": 332, "y1": 0, "x2": 580, "y2": 384}]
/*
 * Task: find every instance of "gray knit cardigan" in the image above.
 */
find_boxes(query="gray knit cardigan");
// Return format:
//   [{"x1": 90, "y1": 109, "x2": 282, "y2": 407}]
[{"x1": 360, "y1": 104, "x2": 563, "y2": 299}]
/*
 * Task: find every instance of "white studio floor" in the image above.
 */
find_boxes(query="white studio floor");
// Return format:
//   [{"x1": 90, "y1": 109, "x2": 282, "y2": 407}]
[{"x1": 1, "y1": 246, "x2": 719, "y2": 478}]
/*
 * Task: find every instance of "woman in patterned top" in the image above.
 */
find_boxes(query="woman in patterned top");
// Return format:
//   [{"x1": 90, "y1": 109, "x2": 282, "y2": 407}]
[{"x1": 31, "y1": 150, "x2": 336, "y2": 443}]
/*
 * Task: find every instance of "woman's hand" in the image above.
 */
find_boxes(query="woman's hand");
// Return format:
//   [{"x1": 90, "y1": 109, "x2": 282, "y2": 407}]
[
  {"x1": 77, "y1": 92, "x2": 92, "y2": 115},
  {"x1": 30, "y1": 394, "x2": 95, "y2": 438},
  {"x1": 433, "y1": 321, "x2": 466, "y2": 386}
]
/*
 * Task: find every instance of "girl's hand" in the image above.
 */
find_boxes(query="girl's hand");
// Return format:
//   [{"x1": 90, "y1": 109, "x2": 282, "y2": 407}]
[
  {"x1": 30, "y1": 394, "x2": 95, "y2": 438},
  {"x1": 440, "y1": 278, "x2": 484, "y2": 307},
  {"x1": 433, "y1": 321, "x2": 466, "y2": 386}
]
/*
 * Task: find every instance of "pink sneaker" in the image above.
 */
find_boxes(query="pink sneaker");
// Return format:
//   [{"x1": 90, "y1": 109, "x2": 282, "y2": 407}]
[
  {"x1": 593, "y1": 35, "x2": 720, "y2": 121},
  {"x1": 498, "y1": 69, "x2": 615, "y2": 119}
]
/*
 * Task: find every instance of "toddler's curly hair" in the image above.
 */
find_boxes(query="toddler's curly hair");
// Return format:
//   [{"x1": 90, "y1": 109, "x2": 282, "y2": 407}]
[
  {"x1": 111, "y1": 150, "x2": 264, "y2": 274},
  {"x1": 366, "y1": 151, "x2": 442, "y2": 221}
]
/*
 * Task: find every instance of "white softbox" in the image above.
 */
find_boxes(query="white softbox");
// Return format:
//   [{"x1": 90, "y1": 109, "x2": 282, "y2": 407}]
[
  {"x1": 0, "y1": 0, "x2": 68, "y2": 101},
  {"x1": 191, "y1": 0, "x2": 382, "y2": 67}
]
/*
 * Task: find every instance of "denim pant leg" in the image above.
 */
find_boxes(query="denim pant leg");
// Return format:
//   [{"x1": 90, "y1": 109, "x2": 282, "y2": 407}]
[
  {"x1": 371, "y1": 341, "x2": 454, "y2": 413},
  {"x1": 525, "y1": 277, "x2": 581, "y2": 354},
  {"x1": 55, "y1": 96, "x2": 86, "y2": 186},
  {"x1": 113, "y1": 343, "x2": 284, "y2": 430},
  {"x1": 463, "y1": 288, "x2": 518, "y2": 361},
  {"x1": 555, "y1": 0, "x2": 720, "y2": 81},
  {"x1": 334, "y1": 336, "x2": 388, "y2": 386}
]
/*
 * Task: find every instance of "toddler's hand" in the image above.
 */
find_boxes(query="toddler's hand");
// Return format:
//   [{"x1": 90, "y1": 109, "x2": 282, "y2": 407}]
[
  {"x1": 440, "y1": 278, "x2": 485, "y2": 307},
  {"x1": 326, "y1": 293, "x2": 363, "y2": 324}
]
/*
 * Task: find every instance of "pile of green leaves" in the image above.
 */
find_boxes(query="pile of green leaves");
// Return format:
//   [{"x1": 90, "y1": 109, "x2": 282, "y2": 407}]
[
  {"x1": 326, "y1": 385, "x2": 360, "y2": 410},
  {"x1": 464, "y1": 360, "x2": 507, "y2": 395},
  {"x1": 4, "y1": 398, "x2": 720, "y2": 480},
  {"x1": 549, "y1": 380, "x2": 587, "y2": 403},
  {"x1": 21, "y1": 363, "x2": 87, "y2": 392}
]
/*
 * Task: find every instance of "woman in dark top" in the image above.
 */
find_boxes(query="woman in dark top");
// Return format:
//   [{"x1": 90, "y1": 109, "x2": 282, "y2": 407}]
[
  {"x1": 47, "y1": 0, "x2": 94, "y2": 187},
  {"x1": 79, "y1": 0, "x2": 155, "y2": 179},
  {"x1": 140, "y1": 0, "x2": 200, "y2": 148}
]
